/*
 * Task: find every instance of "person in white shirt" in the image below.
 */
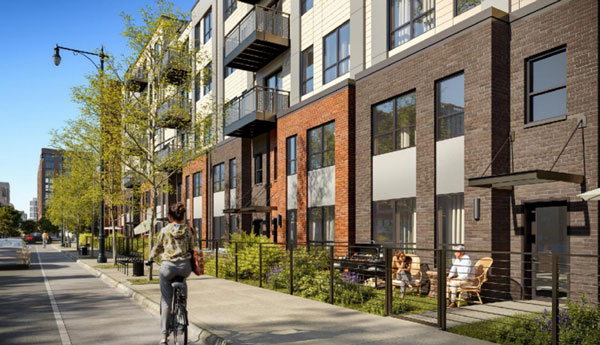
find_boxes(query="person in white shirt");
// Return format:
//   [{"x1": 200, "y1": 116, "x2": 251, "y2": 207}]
[{"x1": 446, "y1": 245, "x2": 473, "y2": 308}]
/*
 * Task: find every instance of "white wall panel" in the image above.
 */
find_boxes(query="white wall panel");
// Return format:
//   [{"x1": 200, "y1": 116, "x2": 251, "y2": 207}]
[
  {"x1": 308, "y1": 166, "x2": 335, "y2": 207},
  {"x1": 193, "y1": 196, "x2": 202, "y2": 218},
  {"x1": 229, "y1": 188, "x2": 236, "y2": 209},
  {"x1": 436, "y1": 136, "x2": 465, "y2": 195},
  {"x1": 287, "y1": 175, "x2": 298, "y2": 209},
  {"x1": 213, "y1": 191, "x2": 225, "y2": 217},
  {"x1": 373, "y1": 147, "x2": 416, "y2": 201}
]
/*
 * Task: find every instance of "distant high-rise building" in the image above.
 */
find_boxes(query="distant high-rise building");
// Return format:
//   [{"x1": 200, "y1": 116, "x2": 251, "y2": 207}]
[
  {"x1": 0, "y1": 182, "x2": 9, "y2": 207},
  {"x1": 29, "y1": 198, "x2": 38, "y2": 220},
  {"x1": 37, "y1": 148, "x2": 62, "y2": 220}
]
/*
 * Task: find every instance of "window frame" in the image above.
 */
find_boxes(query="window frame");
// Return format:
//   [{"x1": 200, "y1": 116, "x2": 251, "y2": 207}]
[
  {"x1": 372, "y1": 197, "x2": 416, "y2": 245},
  {"x1": 436, "y1": 72, "x2": 465, "y2": 141},
  {"x1": 301, "y1": 0, "x2": 313, "y2": 15},
  {"x1": 301, "y1": 46, "x2": 314, "y2": 95},
  {"x1": 229, "y1": 158, "x2": 237, "y2": 189},
  {"x1": 194, "y1": 72, "x2": 201, "y2": 101},
  {"x1": 454, "y1": 0, "x2": 481, "y2": 16},
  {"x1": 203, "y1": 62, "x2": 212, "y2": 95},
  {"x1": 254, "y1": 154, "x2": 263, "y2": 185},
  {"x1": 193, "y1": 172, "x2": 202, "y2": 197},
  {"x1": 194, "y1": 21, "x2": 201, "y2": 49},
  {"x1": 213, "y1": 163, "x2": 225, "y2": 193},
  {"x1": 185, "y1": 175, "x2": 190, "y2": 200},
  {"x1": 308, "y1": 205, "x2": 335, "y2": 244},
  {"x1": 372, "y1": 90, "x2": 416, "y2": 156},
  {"x1": 224, "y1": 66, "x2": 235, "y2": 78},
  {"x1": 323, "y1": 22, "x2": 350, "y2": 85},
  {"x1": 307, "y1": 122, "x2": 335, "y2": 171},
  {"x1": 389, "y1": 0, "x2": 435, "y2": 50},
  {"x1": 203, "y1": 9, "x2": 212, "y2": 43},
  {"x1": 286, "y1": 135, "x2": 297, "y2": 176},
  {"x1": 224, "y1": 0, "x2": 237, "y2": 20},
  {"x1": 525, "y1": 46, "x2": 567, "y2": 124}
]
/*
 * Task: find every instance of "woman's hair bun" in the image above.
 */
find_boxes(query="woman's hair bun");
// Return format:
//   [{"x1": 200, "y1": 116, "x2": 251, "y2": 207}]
[{"x1": 168, "y1": 202, "x2": 186, "y2": 221}]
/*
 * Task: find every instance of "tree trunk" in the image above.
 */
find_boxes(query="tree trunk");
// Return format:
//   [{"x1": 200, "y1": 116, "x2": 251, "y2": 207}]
[
  {"x1": 148, "y1": 184, "x2": 157, "y2": 280},
  {"x1": 111, "y1": 207, "x2": 117, "y2": 264}
]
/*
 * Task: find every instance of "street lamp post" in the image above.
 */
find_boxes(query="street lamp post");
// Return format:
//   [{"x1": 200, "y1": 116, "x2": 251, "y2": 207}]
[{"x1": 53, "y1": 44, "x2": 107, "y2": 263}]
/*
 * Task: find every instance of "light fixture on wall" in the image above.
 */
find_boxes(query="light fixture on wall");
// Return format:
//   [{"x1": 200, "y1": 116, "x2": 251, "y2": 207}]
[{"x1": 473, "y1": 198, "x2": 480, "y2": 221}]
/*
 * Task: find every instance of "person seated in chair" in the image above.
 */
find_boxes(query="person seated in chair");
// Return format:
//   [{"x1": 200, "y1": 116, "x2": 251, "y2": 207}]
[
  {"x1": 392, "y1": 250, "x2": 412, "y2": 298},
  {"x1": 446, "y1": 245, "x2": 473, "y2": 308}
]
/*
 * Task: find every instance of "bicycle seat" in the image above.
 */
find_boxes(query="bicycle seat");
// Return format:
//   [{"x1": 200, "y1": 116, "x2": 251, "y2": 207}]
[{"x1": 171, "y1": 282, "x2": 186, "y2": 291}]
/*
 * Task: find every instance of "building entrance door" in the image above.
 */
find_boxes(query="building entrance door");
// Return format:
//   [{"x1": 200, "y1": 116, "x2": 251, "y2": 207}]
[{"x1": 524, "y1": 202, "x2": 569, "y2": 300}]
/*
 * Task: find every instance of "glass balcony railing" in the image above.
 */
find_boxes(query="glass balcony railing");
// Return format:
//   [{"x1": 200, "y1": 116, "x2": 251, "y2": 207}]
[{"x1": 224, "y1": 86, "x2": 289, "y2": 137}]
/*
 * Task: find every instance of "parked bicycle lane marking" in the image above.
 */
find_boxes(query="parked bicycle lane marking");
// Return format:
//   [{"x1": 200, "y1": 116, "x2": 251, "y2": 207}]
[{"x1": 35, "y1": 246, "x2": 73, "y2": 345}]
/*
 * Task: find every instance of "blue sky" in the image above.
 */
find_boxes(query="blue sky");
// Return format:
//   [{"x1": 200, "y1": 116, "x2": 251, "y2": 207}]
[{"x1": 0, "y1": 0, "x2": 195, "y2": 215}]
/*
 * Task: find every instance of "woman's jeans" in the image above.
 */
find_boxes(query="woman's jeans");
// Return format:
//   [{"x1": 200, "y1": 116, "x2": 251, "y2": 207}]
[
  {"x1": 159, "y1": 259, "x2": 191, "y2": 337},
  {"x1": 396, "y1": 271, "x2": 411, "y2": 296}
]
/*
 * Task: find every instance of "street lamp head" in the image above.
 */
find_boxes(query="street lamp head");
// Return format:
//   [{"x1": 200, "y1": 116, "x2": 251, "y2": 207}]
[{"x1": 53, "y1": 45, "x2": 61, "y2": 66}]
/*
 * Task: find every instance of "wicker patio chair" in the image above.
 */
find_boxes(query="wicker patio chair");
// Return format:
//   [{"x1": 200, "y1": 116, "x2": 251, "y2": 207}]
[
  {"x1": 392, "y1": 255, "x2": 423, "y2": 295},
  {"x1": 457, "y1": 257, "x2": 493, "y2": 307}
]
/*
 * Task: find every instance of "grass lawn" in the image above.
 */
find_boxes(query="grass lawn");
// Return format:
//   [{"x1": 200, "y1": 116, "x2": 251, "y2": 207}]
[{"x1": 449, "y1": 314, "x2": 537, "y2": 344}]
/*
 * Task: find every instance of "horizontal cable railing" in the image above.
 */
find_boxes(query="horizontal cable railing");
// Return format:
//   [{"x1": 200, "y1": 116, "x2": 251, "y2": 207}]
[{"x1": 224, "y1": 86, "x2": 290, "y2": 128}]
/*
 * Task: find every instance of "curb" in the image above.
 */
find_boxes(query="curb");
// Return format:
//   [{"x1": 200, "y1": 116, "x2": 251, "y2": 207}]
[{"x1": 55, "y1": 247, "x2": 231, "y2": 345}]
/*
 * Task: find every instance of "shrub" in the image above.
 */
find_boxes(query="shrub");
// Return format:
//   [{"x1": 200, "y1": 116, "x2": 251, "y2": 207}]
[
  {"x1": 222, "y1": 232, "x2": 285, "y2": 280},
  {"x1": 363, "y1": 295, "x2": 415, "y2": 316}
]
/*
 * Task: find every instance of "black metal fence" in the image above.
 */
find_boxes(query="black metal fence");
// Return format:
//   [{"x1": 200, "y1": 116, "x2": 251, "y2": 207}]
[{"x1": 198, "y1": 239, "x2": 599, "y2": 345}]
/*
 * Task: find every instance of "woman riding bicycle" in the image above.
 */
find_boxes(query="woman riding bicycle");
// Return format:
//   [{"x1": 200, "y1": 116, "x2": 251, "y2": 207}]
[{"x1": 148, "y1": 202, "x2": 195, "y2": 345}]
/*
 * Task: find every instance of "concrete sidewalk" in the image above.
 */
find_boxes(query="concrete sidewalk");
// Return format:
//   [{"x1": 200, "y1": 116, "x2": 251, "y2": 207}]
[{"x1": 55, "y1": 245, "x2": 492, "y2": 345}]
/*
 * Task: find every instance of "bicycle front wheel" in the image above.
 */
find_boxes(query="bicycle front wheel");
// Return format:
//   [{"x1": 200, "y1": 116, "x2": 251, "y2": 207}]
[{"x1": 172, "y1": 304, "x2": 188, "y2": 345}]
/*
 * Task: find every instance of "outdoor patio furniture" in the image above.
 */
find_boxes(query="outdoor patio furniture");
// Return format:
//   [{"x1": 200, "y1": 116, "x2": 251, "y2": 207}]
[
  {"x1": 392, "y1": 255, "x2": 424, "y2": 295},
  {"x1": 456, "y1": 257, "x2": 493, "y2": 307}
]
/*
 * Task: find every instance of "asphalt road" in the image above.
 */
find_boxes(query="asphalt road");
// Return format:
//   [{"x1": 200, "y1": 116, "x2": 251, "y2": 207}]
[{"x1": 0, "y1": 245, "x2": 162, "y2": 345}]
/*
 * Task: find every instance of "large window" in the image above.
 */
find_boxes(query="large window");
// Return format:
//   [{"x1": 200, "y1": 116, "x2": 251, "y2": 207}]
[
  {"x1": 455, "y1": 0, "x2": 481, "y2": 16},
  {"x1": 436, "y1": 72, "x2": 464, "y2": 140},
  {"x1": 372, "y1": 91, "x2": 416, "y2": 155},
  {"x1": 229, "y1": 158, "x2": 237, "y2": 188},
  {"x1": 193, "y1": 172, "x2": 202, "y2": 197},
  {"x1": 437, "y1": 193, "x2": 464, "y2": 246},
  {"x1": 194, "y1": 21, "x2": 201, "y2": 49},
  {"x1": 286, "y1": 136, "x2": 297, "y2": 175},
  {"x1": 389, "y1": 0, "x2": 435, "y2": 49},
  {"x1": 254, "y1": 154, "x2": 263, "y2": 184},
  {"x1": 224, "y1": 0, "x2": 236, "y2": 20},
  {"x1": 214, "y1": 216, "x2": 225, "y2": 245},
  {"x1": 308, "y1": 122, "x2": 335, "y2": 170},
  {"x1": 229, "y1": 214, "x2": 238, "y2": 234},
  {"x1": 301, "y1": 46, "x2": 314, "y2": 95},
  {"x1": 301, "y1": 0, "x2": 313, "y2": 15},
  {"x1": 308, "y1": 206, "x2": 335, "y2": 243},
  {"x1": 373, "y1": 198, "x2": 416, "y2": 245},
  {"x1": 323, "y1": 22, "x2": 350, "y2": 84},
  {"x1": 203, "y1": 9, "x2": 212, "y2": 43},
  {"x1": 213, "y1": 163, "x2": 224, "y2": 192},
  {"x1": 185, "y1": 175, "x2": 190, "y2": 200},
  {"x1": 193, "y1": 218, "x2": 202, "y2": 242},
  {"x1": 526, "y1": 47, "x2": 567, "y2": 123},
  {"x1": 203, "y1": 62, "x2": 212, "y2": 95},
  {"x1": 194, "y1": 73, "x2": 201, "y2": 101}
]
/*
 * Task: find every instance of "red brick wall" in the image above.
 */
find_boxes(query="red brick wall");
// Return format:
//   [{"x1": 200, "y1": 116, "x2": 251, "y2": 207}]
[
  {"x1": 275, "y1": 85, "x2": 355, "y2": 246},
  {"x1": 183, "y1": 156, "x2": 207, "y2": 245}
]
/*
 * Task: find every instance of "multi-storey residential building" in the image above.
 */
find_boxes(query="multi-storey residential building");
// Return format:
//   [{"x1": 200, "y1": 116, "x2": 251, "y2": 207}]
[
  {"x1": 0, "y1": 182, "x2": 9, "y2": 206},
  {"x1": 37, "y1": 148, "x2": 63, "y2": 219},
  {"x1": 127, "y1": 0, "x2": 598, "y2": 301},
  {"x1": 29, "y1": 198, "x2": 38, "y2": 220}
]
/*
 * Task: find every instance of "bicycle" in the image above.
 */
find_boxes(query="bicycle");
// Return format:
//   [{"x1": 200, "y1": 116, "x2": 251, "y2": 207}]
[{"x1": 146, "y1": 260, "x2": 189, "y2": 345}]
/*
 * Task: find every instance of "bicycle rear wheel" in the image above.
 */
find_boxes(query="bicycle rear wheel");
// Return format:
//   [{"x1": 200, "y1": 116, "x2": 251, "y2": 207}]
[{"x1": 172, "y1": 303, "x2": 188, "y2": 345}]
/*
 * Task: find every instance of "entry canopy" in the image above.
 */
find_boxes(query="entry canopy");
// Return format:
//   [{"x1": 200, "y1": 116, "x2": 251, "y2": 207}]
[
  {"x1": 468, "y1": 170, "x2": 584, "y2": 189},
  {"x1": 577, "y1": 188, "x2": 600, "y2": 201},
  {"x1": 223, "y1": 206, "x2": 277, "y2": 214},
  {"x1": 133, "y1": 219, "x2": 152, "y2": 235}
]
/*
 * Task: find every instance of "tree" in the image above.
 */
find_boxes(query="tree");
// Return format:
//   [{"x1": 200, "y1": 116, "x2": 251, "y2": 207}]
[
  {"x1": 38, "y1": 217, "x2": 59, "y2": 235},
  {"x1": 52, "y1": 1, "x2": 222, "y2": 278},
  {"x1": 0, "y1": 205, "x2": 22, "y2": 237},
  {"x1": 21, "y1": 220, "x2": 38, "y2": 235}
]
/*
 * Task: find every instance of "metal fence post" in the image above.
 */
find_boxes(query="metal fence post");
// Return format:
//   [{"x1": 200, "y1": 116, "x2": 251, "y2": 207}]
[
  {"x1": 235, "y1": 242, "x2": 239, "y2": 282},
  {"x1": 215, "y1": 239, "x2": 219, "y2": 278},
  {"x1": 437, "y1": 248, "x2": 447, "y2": 330},
  {"x1": 329, "y1": 245, "x2": 334, "y2": 304},
  {"x1": 259, "y1": 243, "x2": 263, "y2": 288},
  {"x1": 289, "y1": 245, "x2": 294, "y2": 295},
  {"x1": 552, "y1": 253, "x2": 559, "y2": 345},
  {"x1": 385, "y1": 247, "x2": 393, "y2": 316}
]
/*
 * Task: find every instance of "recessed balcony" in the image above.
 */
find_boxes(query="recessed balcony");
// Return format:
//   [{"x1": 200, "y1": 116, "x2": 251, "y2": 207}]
[
  {"x1": 161, "y1": 49, "x2": 190, "y2": 84},
  {"x1": 224, "y1": 5, "x2": 290, "y2": 72},
  {"x1": 157, "y1": 98, "x2": 192, "y2": 129},
  {"x1": 126, "y1": 67, "x2": 148, "y2": 91},
  {"x1": 224, "y1": 86, "x2": 289, "y2": 138}
]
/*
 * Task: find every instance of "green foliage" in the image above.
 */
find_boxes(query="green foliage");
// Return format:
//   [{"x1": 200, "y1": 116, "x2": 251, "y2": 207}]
[
  {"x1": 20, "y1": 220, "x2": 38, "y2": 235},
  {"x1": 222, "y1": 232, "x2": 285, "y2": 280},
  {"x1": 362, "y1": 295, "x2": 415, "y2": 316},
  {"x1": 0, "y1": 205, "x2": 22, "y2": 237},
  {"x1": 451, "y1": 297, "x2": 600, "y2": 345}
]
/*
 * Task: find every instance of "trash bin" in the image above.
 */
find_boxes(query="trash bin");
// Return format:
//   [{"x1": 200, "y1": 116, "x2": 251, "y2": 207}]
[
  {"x1": 133, "y1": 261, "x2": 144, "y2": 277},
  {"x1": 81, "y1": 245, "x2": 88, "y2": 256}
]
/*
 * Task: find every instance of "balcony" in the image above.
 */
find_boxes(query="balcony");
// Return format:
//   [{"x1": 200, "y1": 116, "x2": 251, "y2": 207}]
[
  {"x1": 123, "y1": 172, "x2": 141, "y2": 189},
  {"x1": 224, "y1": 6, "x2": 290, "y2": 72},
  {"x1": 157, "y1": 97, "x2": 192, "y2": 129},
  {"x1": 161, "y1": 49, "x2": 190, "y2": 84},
  {"x1": 224, "y1": 86, "x2": 289, "y2": 138},
  {"x1": 126, "y1": 67, "x2": 148, "y2": 91}
]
